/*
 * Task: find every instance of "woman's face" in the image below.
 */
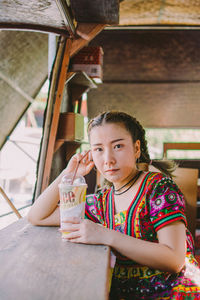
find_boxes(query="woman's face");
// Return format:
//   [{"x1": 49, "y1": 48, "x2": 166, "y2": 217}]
[{"x1": 89, "y1": 123, "x2": 140, "y2": 188}]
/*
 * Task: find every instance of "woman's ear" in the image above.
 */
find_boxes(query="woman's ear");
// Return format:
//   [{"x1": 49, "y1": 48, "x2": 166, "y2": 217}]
[{"x1": 135, "y1": 140, "x2": 141, "y2": 158}]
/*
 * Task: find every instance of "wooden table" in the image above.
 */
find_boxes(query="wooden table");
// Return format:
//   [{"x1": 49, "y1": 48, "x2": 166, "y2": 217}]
[{"x1": 0, "y1": 218, "x2": 110, "y2": 300}]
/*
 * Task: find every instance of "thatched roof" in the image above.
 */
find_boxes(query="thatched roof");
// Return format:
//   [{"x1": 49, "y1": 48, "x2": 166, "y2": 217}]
[
  {"x1": 0, "y1": 31, "x2": 48, "y2": 148},
  {"x1": 120, "y1": 0, "x2": 200, "y2": 25}
]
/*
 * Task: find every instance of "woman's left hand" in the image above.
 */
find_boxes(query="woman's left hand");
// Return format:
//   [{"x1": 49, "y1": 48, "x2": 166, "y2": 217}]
[
  {"x1": 64, "y1": 151, "x2": 95, "y2": 178},
  {"x1": 60, "y1": 217, "x2": 108, "y2": 245}
]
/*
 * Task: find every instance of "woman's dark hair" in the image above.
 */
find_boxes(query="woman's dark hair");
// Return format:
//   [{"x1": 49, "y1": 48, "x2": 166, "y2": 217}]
[{"x1": 88, "y1": 111, "x2": 177, "y2": 178}]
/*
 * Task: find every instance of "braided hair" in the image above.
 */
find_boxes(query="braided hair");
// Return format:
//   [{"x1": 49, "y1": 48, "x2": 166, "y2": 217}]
[{"x1": 88, "y1": 111, "x2": 177, "y2": 178}]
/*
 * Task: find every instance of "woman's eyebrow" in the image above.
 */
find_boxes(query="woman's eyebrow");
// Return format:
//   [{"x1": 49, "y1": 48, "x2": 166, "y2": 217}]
[
  {"x1": 92, "y1": 138, "x2": 124, "y2": 146},
  {"x1": 91, "y1": 143, "x2": 102, "y2": 146},
  {"x1": 111, "y1": 138, "x2": 124, "y2": 144}
]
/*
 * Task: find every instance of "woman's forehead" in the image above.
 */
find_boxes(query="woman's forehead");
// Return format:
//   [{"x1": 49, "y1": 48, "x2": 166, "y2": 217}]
[{"x1": 89, "y1": 123, "x2": 131, "y2": 143}]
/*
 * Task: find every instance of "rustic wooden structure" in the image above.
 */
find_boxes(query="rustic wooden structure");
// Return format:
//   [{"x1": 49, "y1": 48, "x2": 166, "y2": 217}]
[
  {"x1": 0, "y1": 0, "x2": 199, "y2": 217},
  {"x1": 1, "y1": 0, "x2": 200, "y2": 149},
  {"x1": 0, "y1": 0, "x2": 118, "y2": 150},
  {"x1": 0, "y1": 218, "x2": 110, "y2": 300},
  {"x1": 0, "y1": 0, "x2": 119, "y2": 196},
  {"x1": 0, "y1": 1, "x2": 200, "y2": 212},
  {"x1": 1, "y1": 0, "x2": 200, "y2": 297}
]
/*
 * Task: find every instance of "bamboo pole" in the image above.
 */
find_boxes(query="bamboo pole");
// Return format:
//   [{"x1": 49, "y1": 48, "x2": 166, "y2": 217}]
[{"x1": 0, "y1": 187, "x2": 22, "y2": 219}]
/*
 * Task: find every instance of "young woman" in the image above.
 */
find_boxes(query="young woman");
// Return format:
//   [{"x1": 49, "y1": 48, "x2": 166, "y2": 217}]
[{"x1": 28, "y1": 111, "x2": 200, "y2": 299}]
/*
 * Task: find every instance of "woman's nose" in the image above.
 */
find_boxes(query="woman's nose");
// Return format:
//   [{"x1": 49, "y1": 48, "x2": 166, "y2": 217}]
[{"x1": 104, "y1": 150, "x2": 115, "y2": 165}]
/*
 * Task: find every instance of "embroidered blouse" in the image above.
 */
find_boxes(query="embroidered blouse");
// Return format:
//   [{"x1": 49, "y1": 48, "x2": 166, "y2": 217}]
[{"x1": 85, "y1": 172, "x2": 200, "y2": 299}]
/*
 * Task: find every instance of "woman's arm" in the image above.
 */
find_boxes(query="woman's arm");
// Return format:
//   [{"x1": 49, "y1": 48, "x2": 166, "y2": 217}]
[
  {"x1": 27, "y1": 171, "x2": 63, "y2": 226},
  {"x1": 62, "y1": 218, "x2": 186, "y2": 273},
  {"x1": 27, "y1": 151, "x2": 94, "y2": 226},
  {"x1": 107, "y1": 220, "x2": 186, "y2": 273}
]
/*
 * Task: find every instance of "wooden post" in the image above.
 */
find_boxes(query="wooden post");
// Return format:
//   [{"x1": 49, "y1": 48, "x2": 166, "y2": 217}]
[
  {"x1": 41, "y1": 38, "x2": 72, "y2": 192},
  {"x1": 35, "y1": 37, "x2": 68, "y2": 198},
  {"x1": 35, "y1": 24, "x2": 105, "y2": 197}
]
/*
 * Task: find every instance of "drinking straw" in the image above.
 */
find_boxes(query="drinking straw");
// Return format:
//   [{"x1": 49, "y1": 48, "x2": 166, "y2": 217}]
[{"x1": 71, "y1": 150, "x2": 90, "y2": 184}]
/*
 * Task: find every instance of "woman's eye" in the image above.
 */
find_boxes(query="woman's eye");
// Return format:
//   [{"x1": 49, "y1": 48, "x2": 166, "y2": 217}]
[
  {"x1": 114, "y1": 144, "x2": 122, "y2": 149},
  {"x1": 94, "y1": 147, "x2": 103, "y2": 152}
]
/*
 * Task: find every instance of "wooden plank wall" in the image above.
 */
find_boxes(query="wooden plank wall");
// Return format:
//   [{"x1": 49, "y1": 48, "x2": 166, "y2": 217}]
[
  {"x1": 87, "y1": 82, "x2": 200, "y2": 127},
  {"x1": 87, "y1": 30, "x2": 200, "y2": 128}
]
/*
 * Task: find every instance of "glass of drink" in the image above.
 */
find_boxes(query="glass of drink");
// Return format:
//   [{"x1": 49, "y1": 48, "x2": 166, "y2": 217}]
[{"x1": 58, "y1": 174, "x2": 87, "y2": 239}]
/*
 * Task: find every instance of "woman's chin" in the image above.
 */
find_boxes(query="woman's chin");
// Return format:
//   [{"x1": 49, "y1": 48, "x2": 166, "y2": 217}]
[{"x1": 104, "y1": 174, "x2": 122, "y2": 184}]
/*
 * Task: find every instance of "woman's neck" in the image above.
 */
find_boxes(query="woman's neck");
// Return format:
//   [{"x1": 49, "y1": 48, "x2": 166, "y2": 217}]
[
  {"x1": 113, "y1": 170, "x2": 140, "y2": 193},
  {"x1": 114, "y1": 171, "x2": 145, "y2": 214}
]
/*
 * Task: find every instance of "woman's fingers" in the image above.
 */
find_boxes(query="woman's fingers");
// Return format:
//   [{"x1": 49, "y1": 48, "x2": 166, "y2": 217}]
[
  {"x1": 60, "y1": 223, "x2": 80, "y2": 232},
  {"x1": 79, "y1": 150, "x2": 89, "y2": 163},
  {"x1": 65, "y1": 150, "x2": 94, "y2": 177},
  {"x1": 77, "y1": 151, "x2": 95, "y2": 175},
  {"x1": 61, "y1": 217, "x2": 82, "y2": 233},
  {"x1": 63, "y1": 231, "x2": 82, "y2": 241},
  {"x1": 68, "y1": 150, "x2": 92, "y2": 164},
  {"x1": 79, "y1": 150, "x2": 91, "y2": 164},
  {"x1": 88, "y1": 151, "x2": 93, "y2": 162},
  {"x1": 85, "y1": 160, "x2": 95, "y2": 172},
  {"x1": 60, "y1": 220, "x2": 105, "y2": 245}
]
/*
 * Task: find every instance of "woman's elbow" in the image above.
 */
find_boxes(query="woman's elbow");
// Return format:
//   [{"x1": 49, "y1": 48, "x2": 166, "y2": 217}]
[
  {"x1": 175, "y1": 258, "x2": 185, "y2": 273},
  {"x1": 27, "y1": 210, "x2": 41, "y2": 226},
  {"x1": 167, "y1": 256, "x2": 185, "y2": 274}
]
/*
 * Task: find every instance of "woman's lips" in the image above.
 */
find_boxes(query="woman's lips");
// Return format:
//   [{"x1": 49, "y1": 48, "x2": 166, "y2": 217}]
[{"x1": 105, "y1": 169, "x2": 119, "y2": 174}]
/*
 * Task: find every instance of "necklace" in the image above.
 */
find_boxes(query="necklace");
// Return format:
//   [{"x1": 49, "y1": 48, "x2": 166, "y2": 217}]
[
  {"x1": 114, "y1": 171, "x2": 140, "y2": 192},
  {"x1": 113, "y1": 171, "x2": 142, "y2": 195}
]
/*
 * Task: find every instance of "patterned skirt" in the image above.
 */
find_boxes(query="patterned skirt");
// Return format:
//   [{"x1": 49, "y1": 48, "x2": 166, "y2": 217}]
[{"x1": 109, "y1": 256, "x2": 200, "y2": 300}]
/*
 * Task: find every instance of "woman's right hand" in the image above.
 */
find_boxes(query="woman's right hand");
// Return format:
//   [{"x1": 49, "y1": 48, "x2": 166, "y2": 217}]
[{"x1": 64, "y1": 150, "x2": 95, "y2": 178}]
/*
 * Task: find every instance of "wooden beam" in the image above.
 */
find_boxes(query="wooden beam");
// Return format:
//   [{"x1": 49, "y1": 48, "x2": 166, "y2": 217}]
[
  {"x1": 54, "y1": 140, "x2": 65, "y2": 153},
  {"x1": 70, "y1": 23, "x2": 106, "y2": 57},
  {"x1": 163, "y1": 143, "x2": 200, "y2": 156},
  {"x1": 70, "y1": 0, "x2": 119, "y2": 24},
  {"x1": 41, "y1": 38, "x2": 72, "y2": 192}
]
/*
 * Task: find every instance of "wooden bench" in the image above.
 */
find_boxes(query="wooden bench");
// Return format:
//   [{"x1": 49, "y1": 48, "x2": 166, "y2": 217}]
[{"x1": 0, "y1": 218, "x2": 110, "y2": 300}]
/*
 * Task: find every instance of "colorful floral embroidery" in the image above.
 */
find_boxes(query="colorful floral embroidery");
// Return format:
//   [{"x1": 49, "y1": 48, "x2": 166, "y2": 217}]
[{"x1": 85, "y1": 172, "x2": 200, "y2": 299}]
